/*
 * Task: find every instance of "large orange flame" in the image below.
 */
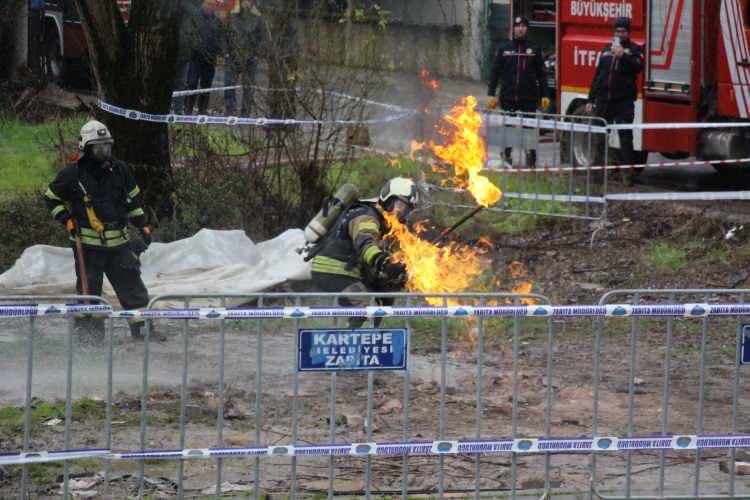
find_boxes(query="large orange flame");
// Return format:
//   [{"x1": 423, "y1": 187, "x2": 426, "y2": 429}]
[
  {"x1": 419, "y1": 96, "x2": 502, "y2": 207},
  {"x1": 383, "y1": 212, "x2": 489, "y2": 305}
]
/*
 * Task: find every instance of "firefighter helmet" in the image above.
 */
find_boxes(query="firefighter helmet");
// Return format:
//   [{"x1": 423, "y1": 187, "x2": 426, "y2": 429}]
[
  {"x1": 78, "y1": 120, "x2": 114, "y2": 151},
  {"x1": 379, "y1": 177, "x2": 418, "y2": 209}
]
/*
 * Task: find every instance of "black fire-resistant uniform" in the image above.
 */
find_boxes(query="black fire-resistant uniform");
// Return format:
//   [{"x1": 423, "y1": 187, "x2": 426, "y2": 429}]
[
  {"x1": 588, "y1": 39, "x2": 643, "y2": 165},
  {"x1": 44, "y1": 156, "x2": 150, "y2": 333},
  {"x1": 310, "y1": 202, "x2": 401, "y2": 327},
  {"x1": 487, "y1": 37, "x2": 548, "y2": 166}
]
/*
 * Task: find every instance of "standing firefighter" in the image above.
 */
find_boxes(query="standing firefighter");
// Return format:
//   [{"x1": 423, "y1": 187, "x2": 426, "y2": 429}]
[
  {"x1": 309, "y1": 177, "x2": 418, "y2": 328},
  {"x1": 487, "y1": 15, "x2": 550, "y2": 168},
  {"x1": 585, "y1": 17, "x2": 644, "y2": 166},
  {"x1": 44, "y1": 120, "x2": 152, "y2": 340}
]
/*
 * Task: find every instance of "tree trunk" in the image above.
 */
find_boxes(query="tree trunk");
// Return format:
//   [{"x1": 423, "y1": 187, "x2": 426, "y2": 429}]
[{"x1": 73, "y1": 0, "x2": 181, "y2": 218}]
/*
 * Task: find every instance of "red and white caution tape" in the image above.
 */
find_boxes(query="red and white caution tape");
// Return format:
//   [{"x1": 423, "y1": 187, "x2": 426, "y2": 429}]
[{"x1": 484, "y1": 156, "x2": 750, "y2": 173}]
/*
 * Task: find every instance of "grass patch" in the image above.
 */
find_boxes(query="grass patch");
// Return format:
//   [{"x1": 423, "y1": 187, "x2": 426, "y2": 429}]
[
  {"x1": 643, "y1": 242, "x2": 688, "y2": 272},
  {"x1": 0, "y1": 398, "x2": 106, "y2": 434},
  {"x1": 0, "y1": 115, "x2": 83, "y2": 194}
]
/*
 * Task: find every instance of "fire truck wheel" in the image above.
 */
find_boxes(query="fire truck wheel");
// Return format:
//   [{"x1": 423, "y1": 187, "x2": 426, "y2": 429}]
[
  {"x1": 43, "y1": 39, "x2": 63, "y2": 84},
  {"x1": 560, "y1": 103, "x2": 604, "y2": 169}
]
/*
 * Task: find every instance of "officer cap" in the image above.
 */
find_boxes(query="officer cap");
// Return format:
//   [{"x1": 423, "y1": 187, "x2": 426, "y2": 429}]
[
  {"x1": 513, "y1": 16, "x2": 529, "y2": 27},
  {"x1": 613, "y1": 17, "x2": 631, "y2": 31}
]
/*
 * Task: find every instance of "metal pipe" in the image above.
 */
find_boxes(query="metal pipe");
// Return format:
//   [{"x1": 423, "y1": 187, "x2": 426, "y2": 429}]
[{"x1": 431, "y1": 205, "x2": 485, "y2": 244}]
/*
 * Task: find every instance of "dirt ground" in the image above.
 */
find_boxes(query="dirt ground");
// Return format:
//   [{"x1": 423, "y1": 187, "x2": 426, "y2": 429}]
[{"x1": 2, "y1": 199, "x2": 750, "y2": 498}]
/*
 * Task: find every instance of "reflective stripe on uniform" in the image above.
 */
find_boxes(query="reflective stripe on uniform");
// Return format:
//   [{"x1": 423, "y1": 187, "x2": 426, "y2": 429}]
[
  {"x1": 128, "y1": 208, "x2": 145, "y2": 217},
  {"x1": 44, "y1": 187, "x2": 63, "y2": 201},
  {"x1": 311, "y1": 255, "x2": 361, "y2": 279},
  {"x1": 362, "y1": 245, "x2": 382, "y2": 265},
  {"x1": 72, "y1": 233, "x2": 129, "y2": 248},
  {"x1": 79, "y1": 227, "x2": 127, "y2": 239},
  {"x1": 128, "y1": 186, "x2": 140, "y2": 198},
  {"x1": 353, "y1": 220, "x2": 379, "y2": 234},
  {"x1": 50, "y1": 205, "x2": 66, "y2": 218}
]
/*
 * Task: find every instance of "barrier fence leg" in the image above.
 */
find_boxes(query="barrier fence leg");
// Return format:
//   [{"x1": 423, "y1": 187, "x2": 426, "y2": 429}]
[
  {"x1": 474, "y1": 297, "x2": 486, "y2": 499},
  {"x1": 694, "y1": 308, "x2": 710, "y2": 497},
  {"x1": 328, "y1": 296, "x2": 339, "y2": 499},
  {"x1": 402, "y1": 296, "x2": 413, "y2": 500},
  {"x1": 138, "y1": 319, "x2": 152, "y2": 499},
  {"x1": 366, "y1": 295, "x2": 376, "y2": 499},
  {"x1": 511, "y1": 297, "x2": 521, "y2": 500},
  {"x1": 104, "y1": 315, "x2": 114, "y2": 496},
  {"x1": 658, "y1": 293, "x2": 676, "y2": 497},
  {"x1": 543, "y1": 318, "x2": 556, "y2": 496},
  {"x1": 624, "y1": 293, "x2": 640, "y2": 498},
  {"x1": 290, "y1": 297, "x2": 301, "y2": 499},
  {"x1": 730, "y1": 303, "x2": 743, "y2": 498},
  {"x1": 21, "y1": 316, "x2": 36, "y2": 500},
  {"x1": 215, "y1": 298, "x2": 227, "y2": 498},
  {"x1": 590, "y1": 313, "x2": 605, "y2": 499},
  {"x1": 253, "y1": 297, "x2": 264, "y2": 500},
  {"x1": 438, "y1": 297, "x2": 448, "y2": 497},
  {"x1": 63, "y1": 315, "x2": 74, "y2": 500},
  {"x1": 177, "y1": 299, "x2": 190, "y2": 500}
]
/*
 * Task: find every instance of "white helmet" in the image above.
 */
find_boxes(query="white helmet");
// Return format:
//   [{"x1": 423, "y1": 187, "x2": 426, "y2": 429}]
[
  {"x1": 379, "y1": 177, "x2": 418, "y2": 207},
  {"x1": 78, "y1": 120, "x2": 114, "y2": 150}
]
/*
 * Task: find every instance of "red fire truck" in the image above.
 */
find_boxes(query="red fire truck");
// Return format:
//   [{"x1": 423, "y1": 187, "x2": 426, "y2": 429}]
[
  {"x1": 558, "y1": 0, "x2": 750, "y2": 169},
  {"x1": 39, "y1": 0, "x2": 131, "y2": 83}
]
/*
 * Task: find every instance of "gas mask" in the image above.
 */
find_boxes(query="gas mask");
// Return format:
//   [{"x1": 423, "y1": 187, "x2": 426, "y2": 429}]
[
  {"x1": 89, "y1": 143, "x2": 113, "y2": 163},
  {"x1": 389, "y1": 198, "x2": 414, "y2": 223}
]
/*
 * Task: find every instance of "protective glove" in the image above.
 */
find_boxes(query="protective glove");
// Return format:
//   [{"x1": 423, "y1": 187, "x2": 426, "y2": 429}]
[
  {"x1": 374, "y1": 252, "x2": 407, "y2": 285},
  {"x1": 540, "y1": 97, "x2": 551, "y2": 112},
  {"x1": 140, "y1": 226, "x2": 152, "y2": 247},
  {"x1": 65, "y1": 218, "x2": 75, "y2": 236},
  {"x1": 487, "y1": 96, "x2": 498, "y2": 110}
]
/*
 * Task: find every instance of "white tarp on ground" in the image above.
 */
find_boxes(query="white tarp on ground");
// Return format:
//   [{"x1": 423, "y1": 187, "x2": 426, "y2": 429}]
[{"x1": 0, "y1": 228, "x2": 311, "y2": 300}]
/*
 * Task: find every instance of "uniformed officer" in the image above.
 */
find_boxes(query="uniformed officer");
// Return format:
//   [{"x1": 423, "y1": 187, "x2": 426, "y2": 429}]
[
  {"x1": 487, "y1": 15, "x2": 550, "y2": 168},
  {"x1": 585, "y1": 17, "x2": 644, "y2": 166},
  {"x1": 310, "y1": 177, "x2": 417, "y2": 328},
  {"x1": 44, "y1": 120, "x2": 152, "y2": 340}
]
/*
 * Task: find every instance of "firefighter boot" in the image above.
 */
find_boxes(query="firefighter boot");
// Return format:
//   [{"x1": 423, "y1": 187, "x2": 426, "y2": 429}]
[
  {"x1": 527, "y1": 149, "x2": 537, "y2": 169},
  {"x1": 129, "y1": 320, "x2": 166, "y2": 341},
  {"x1": 74, "y1": 315, "x2": 105, "y2": 344},
  {"x1": 504, "y1": 147, "x2": 513, "y2": 168}
]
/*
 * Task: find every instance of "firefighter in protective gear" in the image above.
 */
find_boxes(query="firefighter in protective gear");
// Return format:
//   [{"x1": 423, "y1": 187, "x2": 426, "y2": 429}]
[
  {"x1": 43, "y1": 120, "x2": 152, "y2": 340},
  {"x1": 487, "y1": 15, "x2": 549, "y2": 168},
  {"x1": 585, "y1": 17, "x2": 644, "y2": 166},
  {"x1": 310, "y1": 177, "x2": 418, "y2": 328}
]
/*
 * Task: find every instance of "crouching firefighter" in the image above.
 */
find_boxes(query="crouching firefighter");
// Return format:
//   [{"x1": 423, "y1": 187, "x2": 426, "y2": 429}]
[
  {"x1": 305, "y1": 177, "x2": 418, "y2": 328},
  {"x1": 43, "y1": 120, "x2": 152, "y2": 340}
]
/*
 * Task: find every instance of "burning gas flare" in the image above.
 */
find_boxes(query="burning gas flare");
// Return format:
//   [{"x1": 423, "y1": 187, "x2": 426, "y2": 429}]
[
  {"x1": 383, "y1": 212, "x2": 490, "y2": 305},
  {"x1": 419, "y1": 68, "x2": 440, "y2": 91},
  {"x1": 509, "y1": 260, "x2": 535, "y2": 304},
  {"x1": 415, "y1": 96, "x2": 502, "y2": 207}
]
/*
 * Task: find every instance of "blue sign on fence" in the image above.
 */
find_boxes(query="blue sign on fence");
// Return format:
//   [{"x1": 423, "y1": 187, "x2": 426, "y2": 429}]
[
  {"x1": 742, "y1": 325, "x2": 750, "y2": 365},
  {"x1": 298, "y1": 328, "x2": 408, "y2": 372}
]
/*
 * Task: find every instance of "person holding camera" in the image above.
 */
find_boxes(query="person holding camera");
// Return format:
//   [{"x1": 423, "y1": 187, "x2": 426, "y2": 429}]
[{"x1": 585, "y1": 17, "x2": 644, "y2": 166}]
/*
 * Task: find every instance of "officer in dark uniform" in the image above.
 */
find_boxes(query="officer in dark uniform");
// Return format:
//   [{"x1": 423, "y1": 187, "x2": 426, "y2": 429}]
[
  {"x1": 487, "y1": 15, "x2": 549, "y2": 168},
  {"x1": 310, "y1": 177, "x2": 417, "y2": 328},
  {"x1": 44, "y1": 120, "x2": 152, "y2": 340},
  {"x1": 585, "y1": 17, "x2": 644, "y2": 166}
]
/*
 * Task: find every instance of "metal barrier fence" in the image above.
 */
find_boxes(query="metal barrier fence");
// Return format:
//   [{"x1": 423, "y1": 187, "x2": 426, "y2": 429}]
[
  {"x1": 480, "y1": 109, "x2": 609, "y2": 221},
  {"x1": 2, "y1": 290, "x2": 750, "y2": 499}
]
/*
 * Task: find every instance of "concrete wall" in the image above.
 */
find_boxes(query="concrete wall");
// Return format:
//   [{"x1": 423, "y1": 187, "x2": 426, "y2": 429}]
[{"x1": 298, "y1": 0, "x2": 486, "y2": 80}]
